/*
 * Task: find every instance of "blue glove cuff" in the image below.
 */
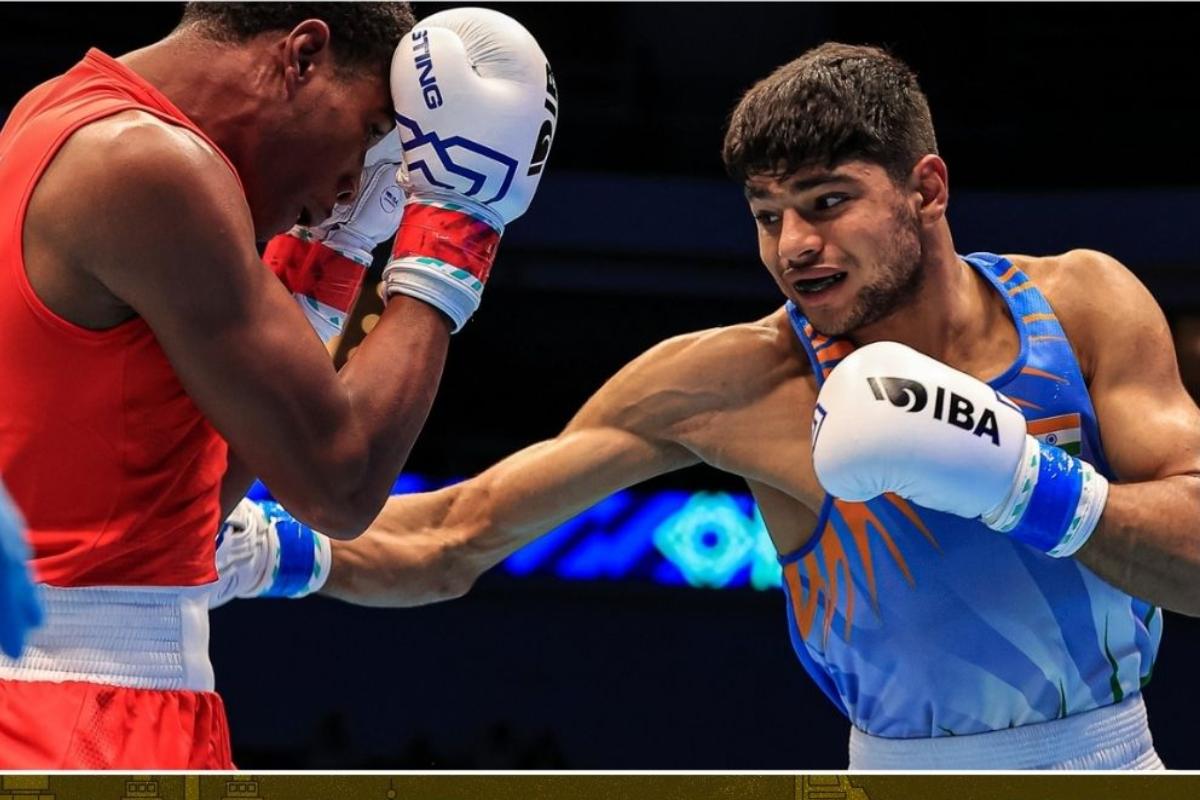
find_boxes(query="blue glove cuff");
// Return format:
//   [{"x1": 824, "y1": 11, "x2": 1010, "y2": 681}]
[
  {"x1": 262, "y1": 517, "x2": 319, "y2": 598},
  {"x1": 1002, "y1": 439, "x2": 1109, "y2": 557}
]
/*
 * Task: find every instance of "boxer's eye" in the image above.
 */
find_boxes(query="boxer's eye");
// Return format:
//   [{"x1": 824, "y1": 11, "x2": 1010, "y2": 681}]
[
  {"x1": 753, "y1": 210, "x2": 780, "y2": 226},
  {"x1": 814, "y1": 193, "x2": 848, "y2": 212}
]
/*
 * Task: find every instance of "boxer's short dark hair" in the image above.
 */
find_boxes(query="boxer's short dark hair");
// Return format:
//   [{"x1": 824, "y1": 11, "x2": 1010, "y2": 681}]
[
  {"x1": 722, "y1": 42, "x2": 938, "y2": 185},
  {"x1": 178, "y1": 2, "x2": 415, "y2": 78}
]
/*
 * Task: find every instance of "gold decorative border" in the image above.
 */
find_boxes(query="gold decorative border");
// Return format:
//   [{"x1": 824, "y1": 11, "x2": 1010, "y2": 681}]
[{"x1": 2, "y1": 775, "x2": 1199, "y2": 799}]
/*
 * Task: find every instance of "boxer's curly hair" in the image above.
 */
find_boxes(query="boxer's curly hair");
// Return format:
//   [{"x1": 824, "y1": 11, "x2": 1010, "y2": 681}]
[
  {"x1": 177, "y1": 2, "x2": 415, "y2": 77},
  {"x1": 722, "y1": 43, "x2": 938, "y2": 185}
]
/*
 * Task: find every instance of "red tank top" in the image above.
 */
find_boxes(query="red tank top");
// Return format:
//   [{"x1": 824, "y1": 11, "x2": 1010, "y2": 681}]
[{"x1": 0, "y1": 50, "x2": 239, "y2": 587}]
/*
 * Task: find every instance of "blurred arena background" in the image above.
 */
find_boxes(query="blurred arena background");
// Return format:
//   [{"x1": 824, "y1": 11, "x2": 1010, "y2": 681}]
[{"x1": 4, "y1": 2, "x2": 1200, "y2": 768}]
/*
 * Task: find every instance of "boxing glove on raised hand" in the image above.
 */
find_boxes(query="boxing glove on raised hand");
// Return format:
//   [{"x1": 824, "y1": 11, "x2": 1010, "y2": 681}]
[
  {"x1": 812, "y1": 342, "x2": 1108, "y2": 557},
  {"x1": 263, "y1": 132, "x2": 406, "y2": 343},
  {"x1": 382, "y1": 7, "x2": 558, "y2": 331}
]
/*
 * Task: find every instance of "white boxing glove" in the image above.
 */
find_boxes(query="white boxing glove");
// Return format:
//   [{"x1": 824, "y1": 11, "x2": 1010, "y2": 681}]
[
  {"x1": 263, "y1": 132, "x2": 406, "y2": 343},
  {"x1": 312, "y1": 130, "x2": 407, "y2": 266},
  {"x1": 812, "y1": 341, "x2": 1108, "y2": 557},
  {"x1": 210, "y1": 498, "x2": 332, "y2": 609},
  {"x1": 382, "y1": 7, "x2": 558, "y2": 331}
]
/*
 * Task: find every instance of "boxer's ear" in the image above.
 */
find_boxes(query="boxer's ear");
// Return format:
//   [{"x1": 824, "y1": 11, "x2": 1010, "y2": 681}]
[
  {"x1": 910, "y1": 154, "x2": 948, "y2": 225},
  {"x1": 280, "y1": 19, "x2": 333, "y2": 94}
]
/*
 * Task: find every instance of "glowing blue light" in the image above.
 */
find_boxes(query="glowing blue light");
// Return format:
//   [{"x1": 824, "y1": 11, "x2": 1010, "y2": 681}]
[
  {"x1": 653, "y1": 492, "x2": 758, "y2": 588},
  {"x1": 247, "y1": 478, "x2": 783, "y2": 591},
  {"x1": 510, "y1": 488, "x2": 782, "y2": 591}
]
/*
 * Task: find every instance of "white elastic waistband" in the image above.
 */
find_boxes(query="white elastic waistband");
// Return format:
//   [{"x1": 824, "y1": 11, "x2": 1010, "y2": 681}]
[
  {"x1": 0, "y1": 585, "x2": 214, "y2": 692},
  {"x1": 848, "y1": 694, "x2": 1162, "y2": 770}
]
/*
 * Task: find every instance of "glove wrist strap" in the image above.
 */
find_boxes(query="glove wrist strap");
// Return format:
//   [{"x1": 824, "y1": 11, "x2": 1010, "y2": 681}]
[
  {"x1": 320, "y1": 229, "x2": 376, "y2": 267},
  {"x1": 382, "y1": 260, "x2": 480, "y2": 333},
  {"x1": 390, "y1": 199, "x2": 503, "y2": 286},
  {"x1": 262, "y1": 232, "x2": 369, "y2": 343},
  {"x1": 984, "y1": 436, "x2": 1109, "y2": 558},
  {"x1": 260, "y1": 514, "x2": 332, "y2": 599}
]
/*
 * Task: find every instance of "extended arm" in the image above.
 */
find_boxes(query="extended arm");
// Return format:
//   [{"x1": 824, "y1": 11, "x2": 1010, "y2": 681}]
[
  {"x1": 209, "y1": 318, "x2": 812, "y2": 609},
  {"x1": 326, "y1": 423, "x2": 697, "y2": 606},
  {"x1": 211, "y1": 332, "x2": 720, "y2": 608}
]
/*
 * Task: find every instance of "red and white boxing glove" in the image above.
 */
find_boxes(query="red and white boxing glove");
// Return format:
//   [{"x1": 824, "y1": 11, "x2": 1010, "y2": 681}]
[
  {"x1": 383, "y1": 7, "x2": 558, "y2": 332},
  {"x1": 263, "y1": 132, "x2": 406, "y2": 343},
  {"x1": 812, "y1": 342, "x2": 1108, "y2": 557}
]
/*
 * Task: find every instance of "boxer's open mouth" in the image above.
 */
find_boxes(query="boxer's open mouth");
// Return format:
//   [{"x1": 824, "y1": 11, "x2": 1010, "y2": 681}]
[{"x1": 793, "y1": 273, "x2": 847, "y2": 294}]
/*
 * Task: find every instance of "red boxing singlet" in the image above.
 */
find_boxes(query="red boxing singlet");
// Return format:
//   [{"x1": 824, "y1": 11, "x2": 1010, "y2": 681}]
[{"x1": 0, "y1": 49, "x2": 237, "y2": 587}]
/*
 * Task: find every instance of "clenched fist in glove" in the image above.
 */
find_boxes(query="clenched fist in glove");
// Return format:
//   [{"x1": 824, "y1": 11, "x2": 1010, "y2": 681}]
[{"x1": 383, "y1": 8, "x2": 559, "y2": 331}]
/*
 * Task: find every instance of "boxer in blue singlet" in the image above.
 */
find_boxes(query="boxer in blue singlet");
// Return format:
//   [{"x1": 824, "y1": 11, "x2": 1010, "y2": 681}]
[
  {"x1": 213, "y1": 43, "x2": 1200, "y2": 769},
  {"x1": 782, "y1": 253, "x2": 1161, "y2": 767}
]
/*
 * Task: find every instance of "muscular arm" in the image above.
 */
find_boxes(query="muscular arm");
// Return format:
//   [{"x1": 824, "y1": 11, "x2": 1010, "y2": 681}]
[
  {"x1": 320, "y1": 334, "x2": 717, "y2": 606},
  {"x1": 1045, "y1": 251, "x2": 1200, "y2": 614},
  {"x1": 38, "y1": 116, "x2": 448, "y2": 538},
  {"x1": 220, "y1": 450, "x2": 258, "y2": 520}
]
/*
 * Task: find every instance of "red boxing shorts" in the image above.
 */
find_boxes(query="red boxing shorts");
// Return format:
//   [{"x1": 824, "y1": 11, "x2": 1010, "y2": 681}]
[
  {"x1": 0, "y1": 680, "x2": 232, "y2": 769},
  {"x1": 0, "y1": 585, "x2": 233, "y2": 769}
]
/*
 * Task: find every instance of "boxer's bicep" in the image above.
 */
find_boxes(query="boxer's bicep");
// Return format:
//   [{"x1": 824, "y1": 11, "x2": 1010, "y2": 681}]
[
  {"x1": 460, "y1": 426, "x2": 698, "y2": 542},
  {"x1": 1056, "y1": 254, "x2": 1200, "y2": 611},
  {"x1": 1077, "y1": 252, "x2": 1200, "y2": 483},
  {"x1": 433, "y1": 344, "x2": 705, "y2": 567},
  {"x1": 1094, "y1": 369, "x2": 1200, "y2": 485}
]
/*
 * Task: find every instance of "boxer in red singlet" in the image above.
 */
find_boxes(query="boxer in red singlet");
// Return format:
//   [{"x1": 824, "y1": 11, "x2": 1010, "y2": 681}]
[{"x1": 0, "y1": 3, "x2": 437, "y2": 768}]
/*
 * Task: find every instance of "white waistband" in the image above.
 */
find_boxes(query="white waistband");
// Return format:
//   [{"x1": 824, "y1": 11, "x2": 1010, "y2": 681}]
[
  {"x1": 848, "y1": 694, "x2": 1162, "y2": 770},
  {"x1": 0, "y1": 585, "x2": 214, "y2": 692}
]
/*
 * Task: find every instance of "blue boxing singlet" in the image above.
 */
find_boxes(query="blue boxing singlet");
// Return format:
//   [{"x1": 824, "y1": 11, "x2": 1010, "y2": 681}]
[{"x1": 782, "y1": 252, "x2": 1161, "y2": 738}]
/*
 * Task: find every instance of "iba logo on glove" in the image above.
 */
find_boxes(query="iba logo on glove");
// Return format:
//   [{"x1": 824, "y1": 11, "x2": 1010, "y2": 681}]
[{"x1": 866, "y1": 376, "x2": 1002, "y2": 446}]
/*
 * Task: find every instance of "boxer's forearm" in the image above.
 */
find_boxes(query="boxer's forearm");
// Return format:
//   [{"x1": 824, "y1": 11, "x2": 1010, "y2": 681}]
[
  {"x1": 319, "y1": 428, "x2": 695, "y2": 607},
  {"x1": 1076, "y1": 476, "x2": 1200, "y2": 616},
  {"x1": 220, "y1": 450, "x2": 257, "y2": 520},
  {"x1": 319, "y1": 455, "x2": 624, "y2": 607},
  {"x1": 320, "y1": 487, "x2": 479, "y2": 607},
  {"x1": 314, "y1": 298, "x2": 450, "y2": 536},
  {"x1": 322, "y1": 532, "x2": 467, "y2": 607}
]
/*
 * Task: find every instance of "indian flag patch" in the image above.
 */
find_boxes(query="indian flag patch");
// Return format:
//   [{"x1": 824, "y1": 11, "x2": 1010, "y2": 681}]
[{"x1": 1028, "y1": 412, "x2": 1082, "y2": 456}]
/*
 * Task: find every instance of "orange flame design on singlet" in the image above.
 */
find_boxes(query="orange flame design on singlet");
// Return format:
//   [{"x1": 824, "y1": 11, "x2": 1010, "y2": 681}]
[{"x1": 785, "y1": 495, "x2": 939, "y2": 646}]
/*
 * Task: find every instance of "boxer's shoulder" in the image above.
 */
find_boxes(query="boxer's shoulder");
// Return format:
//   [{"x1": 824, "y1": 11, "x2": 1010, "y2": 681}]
[
  {"x1": 37, "y1": 109, "x2": 250, "y2": 274},
  {"x1": 54, "y1": 109, "x2": 235, "y2": 206},
  {"x1": 589, "y1": 310, "x2": 813, "y2": 437},
  {"x1": 20, "y1": 110, "x2": 242, "y2": 327},
  {"x1": 1004, "y1": 250, "x2": 1161, "y2": 381},
  {"x1": 1007, "y1": 249, "x2": 1128, "y2": 298},
  {"x1": 630, "y1": 311, "x2": 809, "y2": 394}
]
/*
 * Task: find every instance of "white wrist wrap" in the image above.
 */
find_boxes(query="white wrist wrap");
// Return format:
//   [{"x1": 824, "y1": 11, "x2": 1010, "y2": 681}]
[
  {"x1": 1047, "y1": 463, "x2": 1109, "y2": 558},
  {"x1": 982, "y1": 435, "x2": 1042, "y2": 532}
]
